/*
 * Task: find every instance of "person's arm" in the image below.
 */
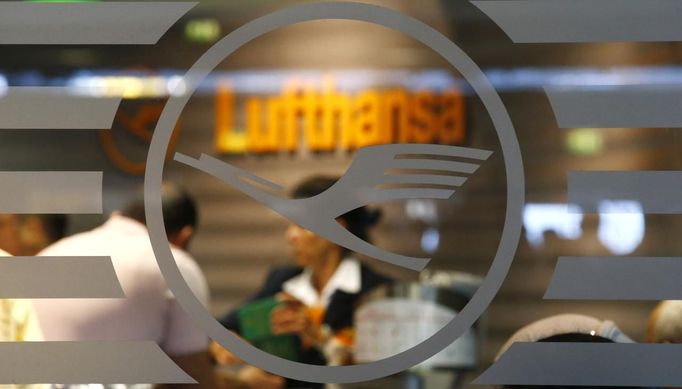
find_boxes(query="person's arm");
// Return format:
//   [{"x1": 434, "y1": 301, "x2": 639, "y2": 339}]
[
  {"x1": 218, "y1": 267, "x2": 302, "y2": 332},
  {"x1": 214, "y1": 269, "x2": 299, "y2": 365},
  {"x1": 168, "y1": 351, "x2": 220, "y2": 389},
  {"x1": 163, "y1": 251, "x2": 219, "y2": 389},
  {"x1": 236, "y1": 366, "x2": 284, "y2": 389},
  {"x1": 210, "y1": 338, "x2": 243, "y2": 366},
  {"x1": 270, "y1": 294, "x2": 324, "y2": 349}
]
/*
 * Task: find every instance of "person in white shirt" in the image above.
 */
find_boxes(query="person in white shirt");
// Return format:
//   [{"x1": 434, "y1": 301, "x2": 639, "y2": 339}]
[
  {"x1": 0, "y1": 248, "x2": 44, "y2": 389},
  {"x1": 215, "y1": 176, "x2": 390, "y2": 389},
  {"x1": 33, "y1": 184, "x2": 216, "y2": 389}
]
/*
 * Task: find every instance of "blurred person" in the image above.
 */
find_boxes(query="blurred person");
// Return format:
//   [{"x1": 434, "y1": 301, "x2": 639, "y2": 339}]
[
  {"x1": 647, "y1": 300, "x2": 682, "y2": 343},
  {"x1": 214, "y1": 176, "x2": 391, "y2": 388},
  {"x1": 0, "y1": 247, "x2": 44, "y2": 389},
  {"x1": 0, "y1": 214, "x2": 67, "y2": 256},
  {"x1": 647, "y1": 301, "x2": 682, "y2": 389},
  {"x1": 33, "y1": 183, "x2": 217, "y2": 389},
  {"x1": 496, "y1": 313, "x2": 640, "y2": 389},
  {"x1": 0, "y1": 215, "x2": 60, "y2": 389},
  {"x1": 0, "y1": 214, "x2": 23, "y2": 255},
  {"x1": 18, "y1": 214, "x2": 68, "y2": 256}
]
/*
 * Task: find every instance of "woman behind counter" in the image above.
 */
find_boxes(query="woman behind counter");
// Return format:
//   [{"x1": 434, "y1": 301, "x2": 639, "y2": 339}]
[{"x1": 216, "y1": 176, "x2": 390, "y2": 376}]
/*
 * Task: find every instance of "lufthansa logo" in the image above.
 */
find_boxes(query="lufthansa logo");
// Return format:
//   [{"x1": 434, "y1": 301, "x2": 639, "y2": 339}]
[{"x1": 144, "y1": 1, "x2": 524, "y2": 383}]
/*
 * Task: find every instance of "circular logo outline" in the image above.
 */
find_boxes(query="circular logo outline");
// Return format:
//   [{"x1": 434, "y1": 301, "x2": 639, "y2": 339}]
[{"x1": 145, "y1": 1, "x2": 525, "y2": 383}]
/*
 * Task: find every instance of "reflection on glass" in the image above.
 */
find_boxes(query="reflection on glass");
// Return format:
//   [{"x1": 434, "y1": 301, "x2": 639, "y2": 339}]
[
  {"x1": 597, "y1": 200, "x2": 645, "y2": 255},
  {"x1": 523, "y1": 203, "x2": 583, "y2": 246},
  {"x1": 420, "y1": 228, "x2": 440, "y2": 254}
]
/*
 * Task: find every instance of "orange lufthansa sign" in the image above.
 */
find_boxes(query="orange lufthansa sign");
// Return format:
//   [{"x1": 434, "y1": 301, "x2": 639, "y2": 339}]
[
  {"x1": 100, "y1": 75, "x2": 467, "y2": 175},
  {"x1": 215, "y1": 78, "x2": 466, "y2": 154}
]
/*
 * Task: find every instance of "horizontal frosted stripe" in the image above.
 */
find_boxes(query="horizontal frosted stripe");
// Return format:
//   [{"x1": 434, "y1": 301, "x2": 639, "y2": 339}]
[
  {"x1": 547, "y1": 86, "x2": 682, "y2": 128},
  {"x1": 472, "y1": 0, "x2": 682, "y2": 42},
  {"x1": 0, "y1": 257, "x2": 123, "y2": 298},
  {"x1": 0, "y1": 87, "x2": 120, "y2": 129},
  {"x1": 0, "y1": 341, "x2": 194, "y2": 384},
  {"x1": 475, "y1": 343, "x2": 682, "y2": 386},
  {"x1": 0, "y1": 2, "x2": 195, "y2": 44},
  {"x1": 568, "y1": 171, "x2": 682, "y2": 214},
  {"x1": 545, "y1": 257, "x2": 682, "y2": 300},
  {"x1": 0, "y1": 171, "x2": 102, "y2": 214}
]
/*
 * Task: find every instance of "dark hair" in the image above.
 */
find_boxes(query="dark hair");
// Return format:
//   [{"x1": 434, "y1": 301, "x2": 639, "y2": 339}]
[
  {"x1": 291, "y1": 175, "x2": 381, "y2": 242},
  {"x1": 32, "y1": 215, "x2": 68, "y2": 243},
  {"x1": 121, "y1": 182, "x2": 198, "y2": 234}
]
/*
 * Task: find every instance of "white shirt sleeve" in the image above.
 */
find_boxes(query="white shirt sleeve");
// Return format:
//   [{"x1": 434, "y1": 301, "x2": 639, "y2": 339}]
[{"x1": 161, "y1": 249, "x2": 210, "y2": 355}]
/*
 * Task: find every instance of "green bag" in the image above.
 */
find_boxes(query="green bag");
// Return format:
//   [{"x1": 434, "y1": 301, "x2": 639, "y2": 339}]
[{"x1": 238, "y1": 297, "x2": 299, "y2": 361}]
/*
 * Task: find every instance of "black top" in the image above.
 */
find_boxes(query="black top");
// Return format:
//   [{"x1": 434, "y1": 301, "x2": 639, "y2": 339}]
[
  {"x1": 218, "y1": 262, "x2": 390, "y2": 387},
  {"x1": 220, "y1": 262, "x2": 389, "y2": 333}
]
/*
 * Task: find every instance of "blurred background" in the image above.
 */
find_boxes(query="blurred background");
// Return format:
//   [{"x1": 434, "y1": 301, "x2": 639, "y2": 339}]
[{"x1": 2, "y1": 0, "x2": 682, "y2": 387}]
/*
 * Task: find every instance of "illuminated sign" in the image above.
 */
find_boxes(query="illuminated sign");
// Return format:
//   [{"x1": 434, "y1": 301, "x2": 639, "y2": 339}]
[
  {"x1": 184, "y1": 18, "x2": 221, "y2": 43},
  {"x1": 214, "y1": 77, "x2": 466, "y2": 154},
  {"x1": 90, "y1": 72, "x2": 466, "y2": 173}
]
